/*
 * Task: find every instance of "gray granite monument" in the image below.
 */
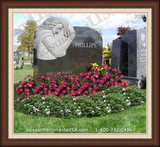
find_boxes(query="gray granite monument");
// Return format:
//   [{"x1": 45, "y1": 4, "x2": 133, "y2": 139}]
[{"x1": 111, "y1": 29, "x2": 146, "y2": 87}]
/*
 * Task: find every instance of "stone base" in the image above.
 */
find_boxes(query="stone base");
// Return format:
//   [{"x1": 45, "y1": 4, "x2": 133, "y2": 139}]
[{"x1": 123, "y1": 76, "x2": 141, "y2": 88}]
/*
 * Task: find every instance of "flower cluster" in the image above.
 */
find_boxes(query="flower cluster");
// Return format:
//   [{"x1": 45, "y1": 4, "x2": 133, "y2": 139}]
[{"x1": 16, "y1": 64, "x2": 129, "y2": 101}]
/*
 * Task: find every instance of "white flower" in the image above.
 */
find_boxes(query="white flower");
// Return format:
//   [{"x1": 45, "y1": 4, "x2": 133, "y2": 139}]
[
  {"x1": 103, "y1": 100, "x2": 106, "y2": 102},
  {"x1": 102, "y1": 91, "x2": 105, "y2": 93},
  {"x1": 103, "y1": 95, "x2": 106, "y2": 98},
  {"x1": 47, "y1": 106, "x2": 49, "y2": 108},
  {"x1": 42, "y1": 101, "x2": 45, "y2": 104},
  {"x1": 61, "y1": 110, "x2": 63, "y2": 112},
  {"x1": 107, "y1": 109, "x2": 111, "y2": 113},
  {"x1": 106, "y1": 106, "x2": 109, "y2": 109},
  {"x1": 78, "y1": 112, "x2": 82, "y2": 115},
  {"x1": 73, "y1": 98, "x2": 76, "y2": 101},
  {"x1": 33, "y1": 107, "x2": 39, "y2": 112},
  {"x1": 46, "y1": 111, "x2": 50, "y2": 115},
  {"x1": 92, "y1": 111, "x2": 95, "y2": 113},
  {"x1": 27, "y1": 98, "x2": 29, "y2": 100},
  {"x1": 123, "y1": 93, "x2": 126, "y2": 95},
  {"x1": 107, "y1": 88, "x2": 110, "y2": 91},
  {"x1": 141, "y1": 101, "x2": 144, "y2": 103},
  {"x1": 96, "y1": 106, "x2": 100, "y2": 110},
  {"x1": 126, "y1": 99, "x2": 129, "y2": 102},
  {"x1": 122, "y1": 88, "x2": 125, "y2": 91},
  {"x1": 122, "y1": 108, "x2": 124, "y2": 111},
  {"x1": 24, "y1": 104, "x2": 26, "y2": 107},
  {"x1": 42, "y1": 97, "x2": 45, "y2": 100},
  {"x1": 45, "y1": 108, "x2": 48, "y2": 111},
  {"x1": 66, "y1": 109, "x2": 70, "y2": 113},
  {"x1": 74, "y1": 102, "x2": 76, "y2": 105},
  {"x1": 127, "y1": 102, "x2": 131, "y2": 106},
  {"x1": 76, "y1": 109, "x2": 80, "y2": 111}
]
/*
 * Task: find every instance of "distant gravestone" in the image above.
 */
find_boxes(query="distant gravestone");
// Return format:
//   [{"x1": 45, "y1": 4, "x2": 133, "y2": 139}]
[
  {"x1": 111, "y1": 29, "x2": 146, "y2": 87},
  {"x1": 14, "y1": 52, "x2": 20, "y2": 64},
  {"x1": 111, "y1": 37, "x2": 128, "y2": 76},
  {"x1": 33, "y1": 17, "x2": 102, "y2": 76}
]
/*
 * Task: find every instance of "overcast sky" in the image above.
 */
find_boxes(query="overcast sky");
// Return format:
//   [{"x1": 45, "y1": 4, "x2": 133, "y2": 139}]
[{"x1": 14, "y1": 13, "x2": 146, "y2": 50}]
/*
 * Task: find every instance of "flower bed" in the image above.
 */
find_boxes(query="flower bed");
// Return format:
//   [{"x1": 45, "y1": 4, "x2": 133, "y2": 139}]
[
  {"x1": 14, "y1": 86, "x2": 146, "y2": 118},
  {"x1": 15, "y1": 64, "x2": 129, "y2": 101}
]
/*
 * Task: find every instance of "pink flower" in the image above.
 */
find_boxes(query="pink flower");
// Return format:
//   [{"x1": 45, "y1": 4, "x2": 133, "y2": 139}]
[
  {"x1": 39, "y1": 91, "x2": 43, "y2": 94},
  {"x1": 66, "y1": 87, "x2": 71, "y2": 91},
  {"x1": 33, "y1": 89, "x2": 38, "y2": 93},
  {"x1": 54, "y1": 91, "x2": 58, "y2": 95},
  {"x1": 71, "y1": 90, "x2": 75, "y2": 95},
  {"x1": 112, "y1": 68, "x2": 116, "y2": 72},
  {"x1": 88, "y1": 87, "x2": 92, "y2": 91},
  {"x1": 41, "y1": 76, "x2": 45, "y2": 79},
  {"x1": 29, "y1": 80, "x2": 34, "y2": 84},
  {"x1": 120, "y1": 75, "x2": 124, "y2": 78},
  {"x1": 107, "y1": 67, "x2": 111, "y2": 70},
  {"x1": 48, "y1": 91, "x2": 52, "y2": 95},
  {"x1": 56, "y1": 88, "x2": 60, "y2": 93},
  {"x1": 63, "y1": 75, "x2": 68, "y2": 78},
  {"x1": 105, "y1": 82, "x2": 110, "y2": 86},
  {"x1": 23, "y1": 84, "x2": 28, "y2": 88},
  {"x1": 53, "y1": 84, "x2": 57, "y2": 87},
  {"x1": 17, "y1": 97, "x2": 21, "y2": 101},
  {"x1": 19, "y1": 88, "x2": 23, "y2": 92},
  {"x1": 83, "y1": 91, "x2": 88, "y2": 95},
  {"x1": 114, "y1": 82, "x2": 118, "y2": 86},
  {"x1": 44, "y1": 88, "x2": 48, "y2": 91},
  {"x1": 110, "y1": 78, "x2": 114, "y2": 83},
  {"x1": 62, "y1": 90, "x2": 66, "y2": 94},
  {"x1": 59, "y1": 95, "x2": 63, "y2": 98},
  {"x1": 36, "y1": 85, "x2": 41, "y2": 90},
  {"x1": 117, "y1": 70, "x2": 121, "y2": 74},
  {"x1": 99, "y1": 80, "x2": 104, "y2": 84},
  {"x1": 45, "y1": 77, "x2": 50, "y2": 81},
  {"x1": 98, "y1": 84, "x2": 102, "y2": 87}
]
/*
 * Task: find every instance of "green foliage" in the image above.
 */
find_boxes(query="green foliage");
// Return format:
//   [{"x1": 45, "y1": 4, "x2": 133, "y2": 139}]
[{"x1": 14, "y1": 86, "x2": 146, "y2": 119}]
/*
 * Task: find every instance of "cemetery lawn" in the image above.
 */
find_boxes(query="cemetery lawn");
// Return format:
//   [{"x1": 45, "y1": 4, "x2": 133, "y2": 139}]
[
  {"x1": 14, "y1": 64, "x2": 33, "y2": 84},
  {"x1": 14, "y1": 103, "x2": 146, "y2": 133}
]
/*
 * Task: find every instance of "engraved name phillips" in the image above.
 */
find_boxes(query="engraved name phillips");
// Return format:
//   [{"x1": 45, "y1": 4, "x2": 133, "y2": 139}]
[{"x1": 33, "y1": 17, "x2": 75, "y2": 60}]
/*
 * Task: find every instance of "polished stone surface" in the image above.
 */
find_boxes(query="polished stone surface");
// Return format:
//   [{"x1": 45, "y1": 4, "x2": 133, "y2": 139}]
[{"x1": 34, "y1": 27, "x2": 102, "y2": 76}]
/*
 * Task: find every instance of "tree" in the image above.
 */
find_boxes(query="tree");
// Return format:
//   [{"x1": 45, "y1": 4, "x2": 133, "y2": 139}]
[
  {"x1": 17, "y1": 20, "x2": 38, "y2": 60},
  {"x1": 117, "y1": 26, "x2": 131, "y2": 39}
]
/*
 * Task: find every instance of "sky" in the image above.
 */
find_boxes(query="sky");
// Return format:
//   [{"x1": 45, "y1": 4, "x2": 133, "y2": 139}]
[{"x1": 14, "y1": 13, "x2": 146, "y2": 51}]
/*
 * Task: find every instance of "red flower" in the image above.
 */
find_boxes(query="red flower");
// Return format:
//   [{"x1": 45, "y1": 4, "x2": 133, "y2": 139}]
[
  {"x1": 17, "y1": 97, "x2": 21, "y2": 101},
  {"x1": 88, "y1": 87, "x2": 92, "y2": 91}
]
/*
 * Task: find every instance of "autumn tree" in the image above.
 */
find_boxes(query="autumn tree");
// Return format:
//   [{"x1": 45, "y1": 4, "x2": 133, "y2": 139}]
[
  {"x1": 17, "y1": 20, "x2": 38, "y2": 60},
  {"x1": 117, "y1": 26, "x2": 131, "y2": 39}
]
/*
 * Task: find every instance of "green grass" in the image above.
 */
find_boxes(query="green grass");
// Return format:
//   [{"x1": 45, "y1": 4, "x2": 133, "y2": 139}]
[
  {"x1": 14, "y1": 103, "x2": 146, "y2": 133},
  {"x1": 14, "y1": 64, "x2": 33, "y2": 84}
]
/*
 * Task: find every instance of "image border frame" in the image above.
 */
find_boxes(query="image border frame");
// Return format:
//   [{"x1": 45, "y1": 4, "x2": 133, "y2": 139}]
[{"x1": 0, "y1": 0, "x2": 159, "y2": 146}]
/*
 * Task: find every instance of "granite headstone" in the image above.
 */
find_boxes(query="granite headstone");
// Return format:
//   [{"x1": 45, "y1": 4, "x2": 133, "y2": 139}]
[
  {"x1": 14, "y1": 52, "x2": 20, "y2": 64},
  {"x1": 33, "y1": 17, "x2": 102, "y2": 76},
  {"x1": 111, "y1": 29, "x2": 146, "y2": 87}
]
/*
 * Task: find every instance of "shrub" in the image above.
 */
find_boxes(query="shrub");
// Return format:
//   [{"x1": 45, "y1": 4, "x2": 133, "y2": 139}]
[
  {"x1": 15, "y1": 64, "x2": 129, "y2": 101},
  {"x1": 14, "y1": 86, "x2": 146, "y2": 118}
]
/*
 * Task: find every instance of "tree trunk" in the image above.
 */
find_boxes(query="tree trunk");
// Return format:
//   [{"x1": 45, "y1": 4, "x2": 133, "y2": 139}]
[{"x1": 28, "y1": 47, "x2": 30, "y2": 60}]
